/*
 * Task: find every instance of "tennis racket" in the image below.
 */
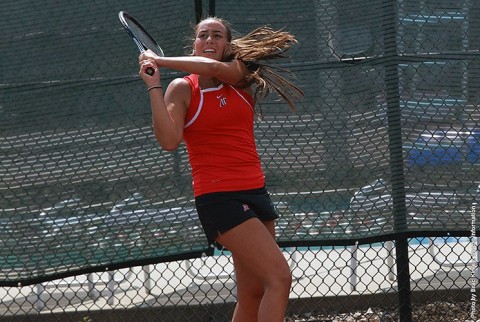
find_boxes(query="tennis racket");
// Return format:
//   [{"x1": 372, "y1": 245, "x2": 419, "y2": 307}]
[{"x1": 118, "y1": 11, "x2": 164, "y2": 76}]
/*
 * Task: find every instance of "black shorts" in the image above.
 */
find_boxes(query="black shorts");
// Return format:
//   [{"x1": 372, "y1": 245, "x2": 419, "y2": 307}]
[{"x1": 195, "y1": 186, "x2": 279, "y2": 246}]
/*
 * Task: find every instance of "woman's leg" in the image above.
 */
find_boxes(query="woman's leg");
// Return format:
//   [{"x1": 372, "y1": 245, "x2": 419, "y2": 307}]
[
  {"x1": 216, "y1": 218, "x2": 292, "y2": 322},
  {"x1": 230, "y1": 220, "x2": 277, "y2": 321},
  {"x1": 230, "y1": 253, "x2": 264, "y2": 321}
]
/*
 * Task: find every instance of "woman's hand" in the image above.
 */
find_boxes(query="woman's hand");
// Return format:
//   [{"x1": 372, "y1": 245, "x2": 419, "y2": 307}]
[
  {"x1": 138, "y1": 50, "x2": 161, "y2": 86},
  {"x1": 139, "y1": 49, "x2": 160, "y2": 62}
]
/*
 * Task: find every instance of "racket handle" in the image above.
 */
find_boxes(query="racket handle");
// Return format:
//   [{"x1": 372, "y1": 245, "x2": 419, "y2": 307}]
[{"x1": 146, "y1": 67, "x2": 155, "y2": 76}]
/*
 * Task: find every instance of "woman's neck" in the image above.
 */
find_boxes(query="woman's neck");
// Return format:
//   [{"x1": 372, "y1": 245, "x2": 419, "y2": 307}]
[{"x1": 198, "y1": 75, "x2": 222, "y2": 89}]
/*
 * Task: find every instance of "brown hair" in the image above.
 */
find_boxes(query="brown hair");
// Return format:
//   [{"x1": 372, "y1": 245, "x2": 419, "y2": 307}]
[{"x1": 194, "y1": 17, "x2": 303, "y2": 112}]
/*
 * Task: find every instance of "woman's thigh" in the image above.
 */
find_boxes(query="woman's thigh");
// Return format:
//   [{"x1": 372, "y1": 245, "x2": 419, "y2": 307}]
[{"x1": 216, "y1": 218, "x2": 289, "y2": 282}]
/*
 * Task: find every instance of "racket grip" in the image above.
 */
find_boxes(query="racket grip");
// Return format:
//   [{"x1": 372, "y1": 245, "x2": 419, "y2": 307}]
[{"x1": 146, "y1": 67, "x2": 155, "y2": 76}]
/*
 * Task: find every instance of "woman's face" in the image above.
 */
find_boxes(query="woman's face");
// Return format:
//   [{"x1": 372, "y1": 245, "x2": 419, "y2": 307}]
[{"x1": 193, "y1": 19, "x2": 229, "y2": 61}]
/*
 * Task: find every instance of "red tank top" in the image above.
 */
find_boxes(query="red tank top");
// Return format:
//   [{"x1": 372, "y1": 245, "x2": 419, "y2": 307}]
[{"x1": 183, "y1": 74, "x2": 265, "y2": 197}]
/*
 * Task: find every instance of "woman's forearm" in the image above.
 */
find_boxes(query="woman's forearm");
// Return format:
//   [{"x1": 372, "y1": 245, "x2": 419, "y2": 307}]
[{"x1": 155, "y1": 56, "x2": 245, "y2": 85}]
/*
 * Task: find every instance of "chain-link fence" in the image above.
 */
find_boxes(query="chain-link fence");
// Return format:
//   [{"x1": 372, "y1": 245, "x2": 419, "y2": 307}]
[{"x1": 1, "y1": 0, "x2": 480, "y2": 321}]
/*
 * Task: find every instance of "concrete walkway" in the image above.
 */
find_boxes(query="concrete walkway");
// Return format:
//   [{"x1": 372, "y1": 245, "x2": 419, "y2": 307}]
[{"x1": 0, "y1": 239, "x2": 476, "y2": 320}]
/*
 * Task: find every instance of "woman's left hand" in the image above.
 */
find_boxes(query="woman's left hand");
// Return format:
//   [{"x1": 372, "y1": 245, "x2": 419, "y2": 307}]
[{"x1": 139, "y1": 50, "x2": 160, "y2": 64}]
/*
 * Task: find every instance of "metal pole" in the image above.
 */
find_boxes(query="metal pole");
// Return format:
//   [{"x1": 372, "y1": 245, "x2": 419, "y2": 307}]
[
  {"x1": 383, "y1": 0, "x2": 412, "y2": 321},
  {"x1": 194, "y1": 0, "x2": 202, "y2": 24},
  {"x1": 209, "y1": 0, "x2": 215, "y2": 17}
]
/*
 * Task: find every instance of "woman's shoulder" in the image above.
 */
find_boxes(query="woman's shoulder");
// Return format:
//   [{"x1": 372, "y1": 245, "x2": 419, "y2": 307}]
[
  {"x1": 165, "y1": 77, "x2": 193, "y2": 106},
  {"x1": 182, "y1": 74, "x2": 199, "y2": 85},
  {"x1": 168, "y1": 76, "x2": 194, "y2": 92}
]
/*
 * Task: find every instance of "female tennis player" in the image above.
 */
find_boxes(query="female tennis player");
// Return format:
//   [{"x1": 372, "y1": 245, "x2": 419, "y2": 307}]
[{"x1": 138, "y1": 17, "x2": 302, "y2": 322}]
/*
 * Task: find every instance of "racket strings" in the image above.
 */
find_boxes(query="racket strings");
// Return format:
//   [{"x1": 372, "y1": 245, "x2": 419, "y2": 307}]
[{"x1": 127, "y1": 20, "x2": 162, "y2": 56}]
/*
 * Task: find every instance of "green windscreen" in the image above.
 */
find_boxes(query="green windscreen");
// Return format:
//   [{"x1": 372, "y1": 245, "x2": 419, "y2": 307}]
[{"x1": 1, "y1": 0, "x2": 479, "y2": 285}]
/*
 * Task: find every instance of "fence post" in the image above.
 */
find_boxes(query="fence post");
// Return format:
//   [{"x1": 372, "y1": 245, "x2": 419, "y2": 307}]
[
  {"x1": 194, "y1": 0, "x2": 216, "y2": 23},
  {"x1": 383, "y1": 0, "x2": 412, "y2": 321},
  {"x1": 194, "y1": 0, "x2": 202, "y2": 23}
]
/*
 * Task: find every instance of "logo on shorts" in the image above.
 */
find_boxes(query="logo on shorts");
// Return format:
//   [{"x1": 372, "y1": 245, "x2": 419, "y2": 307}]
[{"x1": 242, "y1": 204, "x2": 249, "y2": 212}]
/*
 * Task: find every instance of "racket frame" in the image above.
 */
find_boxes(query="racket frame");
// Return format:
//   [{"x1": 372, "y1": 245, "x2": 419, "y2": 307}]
[{"x1": 118, "y1": 11, "x2": 164, "y2": 75}]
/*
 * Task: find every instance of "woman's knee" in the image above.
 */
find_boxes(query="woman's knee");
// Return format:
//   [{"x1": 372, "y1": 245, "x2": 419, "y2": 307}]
[
  {"x1": 268, "y1": 260, "x2": 292, "y2": 291},
  {"x1": 281, "y1": 266, "x2": 293, "y2": 289}
]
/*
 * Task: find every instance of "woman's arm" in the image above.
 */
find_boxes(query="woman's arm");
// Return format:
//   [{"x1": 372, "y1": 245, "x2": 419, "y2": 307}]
[
  {"x1": 150, "y1": 79, "x2": 190, "y2": 151},
  {"x1": 139, "y1": 59, "x2": 190, "y2": 151},
  {"x1": 139, "y1": 50, "x2": 248, "y2": 86}
]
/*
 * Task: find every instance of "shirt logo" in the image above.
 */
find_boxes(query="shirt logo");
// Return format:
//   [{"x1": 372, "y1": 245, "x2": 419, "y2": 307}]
[{"x1": 218, "y1": 96, "x2": 227, "y2": 108}]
